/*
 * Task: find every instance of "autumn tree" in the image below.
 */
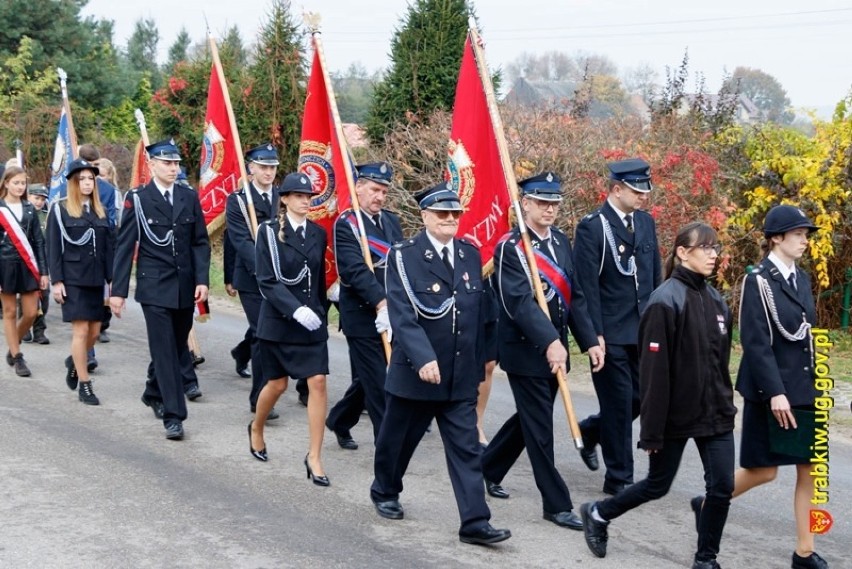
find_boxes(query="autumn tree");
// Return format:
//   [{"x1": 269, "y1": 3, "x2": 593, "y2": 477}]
[
  {"x1": 723, "y1": 66, "x2": 793, "y2": 124},
  {"x1": 366, "y1": 0, "x2": 476, "y2": 142}
]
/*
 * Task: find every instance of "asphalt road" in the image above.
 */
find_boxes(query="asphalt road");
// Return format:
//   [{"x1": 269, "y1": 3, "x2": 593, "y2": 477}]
[{"x1": 0, "y1": 298, "x2": 849, "y2": 568}]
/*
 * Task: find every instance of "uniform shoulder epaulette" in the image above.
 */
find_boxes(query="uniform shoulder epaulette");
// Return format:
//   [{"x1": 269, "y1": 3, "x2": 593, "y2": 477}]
[
  {"x1": 582, "y1": 208, "x2": 603, "y2": 221},
  {"x1": 339, "y1": 208, "x2": 355, "y2": 220},
  {"x1": 749, "y1": 264, "x2": 766, "y2": 275},
  {"x1": 551, "y1": 226, "x2": 568, "y2": 237},
  {"x1": 394, "y1": 238, "x2": 416, "y2": 250},
  {"x1": 457, "y1": 237, "x2": 479, "y2": 249}
]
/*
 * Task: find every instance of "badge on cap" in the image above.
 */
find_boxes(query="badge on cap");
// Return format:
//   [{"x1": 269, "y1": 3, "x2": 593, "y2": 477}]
[
  {"x1": 546, "y1": 173, "x2": 553, "y2": 183},
  {"x1": 266, "y1": 144, "x2": 274, "y2": 151},
  {"x1": 300, "y1": 176, "x2": 307, "y2": 185},
  {"x1": 380, "y1": 164, "x2": 387, "y2": 174},
  {"x1": 431, "y1": 283, "x2": 441, "y2": 293}
]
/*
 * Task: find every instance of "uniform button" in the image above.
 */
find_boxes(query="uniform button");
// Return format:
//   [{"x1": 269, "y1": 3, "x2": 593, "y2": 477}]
[
  {"x1": 804, "y1": 366, "x2": 809, "y2": 371},
  {"x1": 456, "y1": 351, "x2": 461, "y2": 356},
  {"x1": 453, "y1": 291, "x2": 457, "y2": 296}
]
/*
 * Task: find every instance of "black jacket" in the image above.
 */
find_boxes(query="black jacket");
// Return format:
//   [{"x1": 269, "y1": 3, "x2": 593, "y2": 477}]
[
  {"x1": 112, "y1": 182, "x2": 210, "y2": 309},
  {"x1": 254, "y1": 218, "x2": 328, "y2": 344},
  {"x1": 637, "y1": 266, "x2": 736, "y2": 450},
  {"x1": 573, "y1": 201, "x2": 662, "y2": 345},
  {"x1": 735, "y1": 259, "x2": 819, "y2": 406},
  {"x1": 46, "y1": 199, "x2": 114, "y2": 287},
  {"x1": 494, "y1": 226, "x2": 598, "y2": 378},
  {"x1": 334, "y1": 208, "x2": 404, "y2": 338},
  {"x1": 0, "y1": 200, "x2": 47, "y2": 275},
  {"x1": 225, "y1": 183, "x2": 278, "y2": 293}
]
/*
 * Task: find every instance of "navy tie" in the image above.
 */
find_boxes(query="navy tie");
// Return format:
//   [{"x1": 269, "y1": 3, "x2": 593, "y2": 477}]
[
  {"x1": 624, "y1": 214, "x2": 634, "y2": 233},
  {"x1": 441, "y1": 247, "x2": 454, "y2": 277},
  {"x1": 788, "y1": 272, "x2": 797, "y2": 291}
]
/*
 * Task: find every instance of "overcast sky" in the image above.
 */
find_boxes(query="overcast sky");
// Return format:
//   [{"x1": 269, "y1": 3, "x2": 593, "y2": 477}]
[{"x1": 82, "y1": 0, "x2": 852, "y2": 114}]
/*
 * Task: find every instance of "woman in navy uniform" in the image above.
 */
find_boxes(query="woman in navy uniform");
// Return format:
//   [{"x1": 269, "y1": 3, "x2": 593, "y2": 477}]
[
  {"x1": 731, "y1": 205, "x2": 828, "y2": 569},
  {"x1": 0, "y1": 165, "x2": 48, "y2": 377},
  {"x1": 47, "y1": 159, "x2": 114, "y2": 405},
  {"x1": 369, "y1": 182, "x2": 511, "y2": 546},
  {"x1": 248, "y1": 172, "x2": 331, "y2": 486},
  {"x1": 581, "y1": 222, "x2": 735, "y2": 569},
  {"x1": 481, "y1": 172, "x2": 604, "y2": 529}
]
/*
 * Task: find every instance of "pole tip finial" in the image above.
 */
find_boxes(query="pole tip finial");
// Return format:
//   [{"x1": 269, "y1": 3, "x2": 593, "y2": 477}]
[{"x1": 304, "y1": 11, "x2": 322, "y2": 33}]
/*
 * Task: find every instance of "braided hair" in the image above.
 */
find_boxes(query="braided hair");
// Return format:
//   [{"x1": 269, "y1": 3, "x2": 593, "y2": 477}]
[{"x1": 277, "y1": 198, "x2": 288, "y2": 243}]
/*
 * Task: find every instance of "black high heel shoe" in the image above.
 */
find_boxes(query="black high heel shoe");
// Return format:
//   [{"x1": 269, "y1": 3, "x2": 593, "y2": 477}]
[
  {"x1": 304, "y1": 454, "x2": 330, "y2": 486},
  {"x1": 248, "y1": 422, "x2": 268, "y2": 462}
]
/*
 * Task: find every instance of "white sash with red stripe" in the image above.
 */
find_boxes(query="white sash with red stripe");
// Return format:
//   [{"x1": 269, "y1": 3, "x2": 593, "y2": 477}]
[{"x1": 0, "y1": 204, "x2": 40, "y2": 281}]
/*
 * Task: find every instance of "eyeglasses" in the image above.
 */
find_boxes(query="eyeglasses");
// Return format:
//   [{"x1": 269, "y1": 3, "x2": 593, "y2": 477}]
[
  {"x1": 691, "y1": 243, "x2": 722, "y2": 255},
  {"x1": 533, "y1": 201, "x2": 560, "y2": 210},
  {"x1": 429, "y1": 209, "x2": 462, "y2": 219}
]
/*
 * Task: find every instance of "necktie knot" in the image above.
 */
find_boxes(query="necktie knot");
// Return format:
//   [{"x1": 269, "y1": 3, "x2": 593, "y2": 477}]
[
  {"x1": 788, "y1": 272, "x2": 797, "y2": 291},
  {"x1": 373, "y1": 214, "x2": 382, "y2": 229},
  {"x1": 164, "y1": 190, "x2": 171, "y2": 205},
  {"x1": 261, "y1": 192, "x2": 270, "y2": 205},
  {"x1": 296, "y1": 226, "x2": 305, "y2": 241},
  {"x1": 624, "y1": 214, "x2": 634, "y2": 233}
]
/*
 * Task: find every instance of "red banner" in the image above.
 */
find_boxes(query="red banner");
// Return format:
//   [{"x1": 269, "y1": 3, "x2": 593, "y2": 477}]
[
  {"x1": 128, "y1": 139, "x2": 151, "y2": 189},
  {"x1": 298, "y1": 40, "x2": 353, "y2": 289},
  {"x1": 447, "y1": 35, "x2": 511, "y2": 265},
  {"x1": 198, "y1": 65, "x2": 240, "y2": 226}
]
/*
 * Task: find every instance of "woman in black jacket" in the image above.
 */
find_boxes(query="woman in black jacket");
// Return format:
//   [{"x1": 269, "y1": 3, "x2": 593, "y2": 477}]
[
  {"x1": 248, "y1": 172, "x2": 331, "y2": 486},
  {"x1": 47, "y1": 159, "x2": 114, "y2": 405},
  {"x1": 732, "y1": 205, "x2": 828, "y2": 569},
  {"x1": 0, "y1": 165, "x2": 48, "y2": 377},
  {"x1": 581, "y1": 222, "x2": 735, "y2": 569}
]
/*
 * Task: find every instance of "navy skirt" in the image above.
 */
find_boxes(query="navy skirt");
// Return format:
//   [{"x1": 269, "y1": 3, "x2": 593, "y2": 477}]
[
  {"x1": 259, "y1": 339, "x2": 329, "y2": 381},
  {"x1": 61, "y1": 284, "x2": 105, "y2": 322},
  {"x1": 739, "y1": 399, "x2": 812, "y2": 468},
  {"x1": 0, "y1": 259, "x2": 40, "y2": 294}
]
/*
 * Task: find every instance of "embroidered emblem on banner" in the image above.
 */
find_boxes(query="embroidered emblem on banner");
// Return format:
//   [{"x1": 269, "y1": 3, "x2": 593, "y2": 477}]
[
  {"x1": 446, "y1": 139, "x2": 475, "y2": 209},
  {"x1": 298, "y1": 140, "x2": 336, "y2": 220},
  {"x1": 199, "y1": 121, "x2": 226, "y2": 187}
]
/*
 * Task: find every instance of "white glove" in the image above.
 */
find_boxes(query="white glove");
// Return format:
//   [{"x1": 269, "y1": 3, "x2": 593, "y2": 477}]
[
  {"x1": 375, "y1": 306, "x2": 391, "y2": 335},
  {"x1": 328, "y1": 281, "x2": 340, "y2": 303},
  {"x1": 293, "y1": 306, "x2": 322, "y2": 331}
]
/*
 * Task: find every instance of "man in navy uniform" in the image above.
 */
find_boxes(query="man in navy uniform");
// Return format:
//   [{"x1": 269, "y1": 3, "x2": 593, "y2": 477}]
[
  {"x1": 574, "y1": 158, "x2": 662, "y2": 494},
  {"x1": 481, "y1": 172, "x2": 605, "y2": 529},
  {"x1": 110, "y1": 139, "x2": 210, "y2": 440},
  {"x1": 225, "y1": 143, "x2": 281, "y2": 421},
  {"x1": 326, "y1": 162, "x2": 403, "y2": 450},
  {"x1": 370, "y1": 182, "x2": 511, "y2": 546}
]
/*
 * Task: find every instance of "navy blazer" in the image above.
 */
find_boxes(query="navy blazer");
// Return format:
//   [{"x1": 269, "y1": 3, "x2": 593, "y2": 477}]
[
  {"x1": 255, "y1": 218, "x2": 328, "y2": 345},
  {"x1": 111, "y1": 182, "x2": 210, "y2": 309},
  {"x1": 334, "y1": 208, "x2": 403, "y2": 338},
  {"x1": 495, "y1": 226, "x2": 599, "y2": 377},
  {"x1": 736, "y1": 260, "x2": 819, "y2": 406},
  {"x1": 573, "y1": 201, "x2": 662, "y2": 345},
  {"x1": 225, "y1": 183, "x2": 278, "y2": 293},
  {"x1": 385, "y1": 231, "x2": 484, "y2": 402},
  {"x1": 46, "y1": 200, "x2": 114, "y2": 287}
]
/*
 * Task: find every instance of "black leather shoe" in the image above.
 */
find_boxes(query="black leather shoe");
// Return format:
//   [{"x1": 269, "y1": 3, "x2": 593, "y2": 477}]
[
  {"x1": 33, "y1": 332, "x2": 50, "y2": 345},
  {"x1": 65, "y1": 356, "x2": 79, "y2": 390},
  {"x1": 6, "y1": 350, "x2": 14, "y2": 366},
  {"x1": 485, "y1": 479, "x2": 510, "y2": 499},
  {"x1": 692, "y1": 560, "x2": 721, "y2": 569},
  {"x1": 165, "y1": 423, "x2": 184, "y2": 440},
  {"x1": 690, "y1": 495, "x2": 703, "y2": 532},
  {"x1": 98, "y1": 331, "x2": 110, "y2": 343},
  {"x1": 248, "y1": 422, "x2": 267, "y2": 461},
  {"x1": 602, "y1": 481, "x2": 631, "y2": 496},
  {"x1": 304, "y1": 454, "x2": 330, "y2": 487},
  {"x1": 190, "y1": 351, "x2": 205, "y2": 367},
  {"x1": 373, "y1": 499, "x2": 404, "y2": 520},
  {"x1": 231, "y1": 347, "x2": 250, "y2": 377},
  {"x1": 334, "y1": 431, "x2": 358, "y2": 450},
  {"x1": 185, "y1": 384, "x2": 202, "y2": 401},
  {"x1": 579, "y1": 443, "x2": 600, "y2": 471},
  {"x1": 792, "y1": 551, "x2": 829, "y2": 569},
  {"x1": 459, "y1": 524, "x2": 511, "y2": 545},
  {"x1": 298, "y1": 392, "x2": 309, "y2": 407},
  {"x1": 78, "y1": 381, "x2": 100, "y2": 405},
  {"x1": 22, "y1": 331, "x2": 33, "y2": 343},
  {"x1": 87, "y1": 356, "x2": 97, "y2": 372},
  {"x1": 580, "y1": 502, "x2": 609, "y2": 558},
  {"x1": 141, "y1": 395, "x2": 165, "y2": 420},
  {"x1": 543, "y1": 510, "x2": 583, "y2": 530}
]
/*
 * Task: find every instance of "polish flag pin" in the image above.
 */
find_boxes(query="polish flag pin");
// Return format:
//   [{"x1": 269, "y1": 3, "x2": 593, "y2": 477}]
[{"x1": 649, "y1": 342, "x2": 660, "y2": 352}]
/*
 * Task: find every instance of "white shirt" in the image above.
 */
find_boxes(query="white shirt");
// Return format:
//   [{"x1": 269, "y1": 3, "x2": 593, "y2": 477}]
[
  {"x1": 152, "y1": 179, "x2": 175, "y2": 202},
  {"x1": 426, "y1": 231, "x2": 454, "y2": 267},
  {"x1": 528, "y1": 226, "x2": 557, "y2": 258},
  {"x1": 7, "y1": 202, "x2": 23, "y2": 220},
  {"x1": 768, "y1": 251, "x2": 797, "y2": 284},
  {"x1": 607, "y1": 197, "x2": 632, "y2": 228},
  {"x1": 286, "y1": 212, "x2": 306, "y2": 235},
  {"x1": 255, "y1": 186, "x2": 273, "y2": 204}
]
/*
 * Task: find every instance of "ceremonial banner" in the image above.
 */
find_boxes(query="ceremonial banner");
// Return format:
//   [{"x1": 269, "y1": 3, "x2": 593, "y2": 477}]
[
  {"x1": 128, "y1": 139, "x2": 151, "y2": 188},
  {"x1": 298, "y1": 41, "x2": 353, "y2": 289},
  {"x1": 198, "y1": 65, "x2": 241, "y2": 226},
  {"x1": 48, "y1": 106, "x2": 74, "y2": 200},
  {"x1": 447, "y1": 36, "x2": 511, "y2": 265}
]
